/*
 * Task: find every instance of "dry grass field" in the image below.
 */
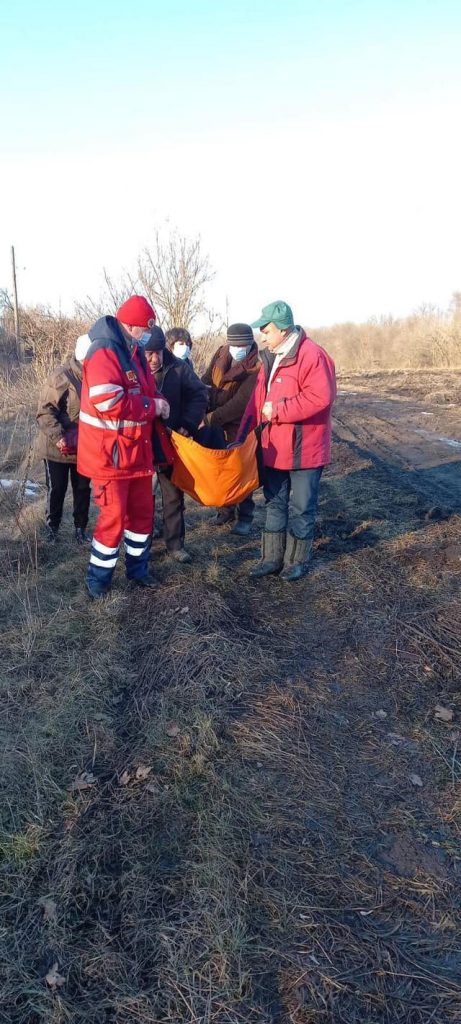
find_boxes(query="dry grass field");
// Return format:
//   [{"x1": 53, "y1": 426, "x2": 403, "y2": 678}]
[{"x1": 0, "y1": 367, "x2": 460, "y2": 1023}]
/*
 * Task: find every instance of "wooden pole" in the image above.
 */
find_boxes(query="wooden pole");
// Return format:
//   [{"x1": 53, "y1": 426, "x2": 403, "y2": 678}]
[{"x1": 11, "y1": 245, "x2": 23, "y2": 359}]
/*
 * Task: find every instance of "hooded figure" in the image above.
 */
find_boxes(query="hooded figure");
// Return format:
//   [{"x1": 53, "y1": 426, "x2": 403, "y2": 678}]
[
  {"x1": 77, "y1": 296, "x2": 170, "y2": 598},
  {"x1": 36, "y1": 334, "x2": 93, "y2": 544}
]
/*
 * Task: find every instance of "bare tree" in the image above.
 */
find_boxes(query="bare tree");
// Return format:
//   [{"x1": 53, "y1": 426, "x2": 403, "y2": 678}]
[
  {"x1": 74, "y1": 227, "x2": 217, "y2": 335},
  {"x1": 136, "y1": 228, "x2": 215, "y2": 331}
]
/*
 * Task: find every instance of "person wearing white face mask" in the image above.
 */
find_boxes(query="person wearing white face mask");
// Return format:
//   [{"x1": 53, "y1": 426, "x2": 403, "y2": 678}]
[
  {"x1": 201, "y1": 323, "x2": 260, "y2": 535},
  {"x1": 166, "y1": 327, "x2": 194, "y2": 366}
]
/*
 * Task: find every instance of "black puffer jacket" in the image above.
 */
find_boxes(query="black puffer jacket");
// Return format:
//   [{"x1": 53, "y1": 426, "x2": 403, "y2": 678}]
[{"x1": 153, "y1": 349, "x2": 208, "y2": 435}]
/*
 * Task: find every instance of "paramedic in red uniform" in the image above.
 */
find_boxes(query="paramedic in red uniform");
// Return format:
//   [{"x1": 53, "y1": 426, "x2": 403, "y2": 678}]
[{"x1": 77, "y1": 295, "x2": 170, "y2": 599}]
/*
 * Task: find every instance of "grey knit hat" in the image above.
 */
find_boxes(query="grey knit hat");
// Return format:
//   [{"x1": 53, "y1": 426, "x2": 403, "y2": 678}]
[{"x1": 226, "y1": 323, "x2": 254, "y2": 346}]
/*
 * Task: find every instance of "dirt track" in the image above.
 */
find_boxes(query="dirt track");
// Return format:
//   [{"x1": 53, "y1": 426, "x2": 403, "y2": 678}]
[{"x1": 334, "y1": 375, "x2": 461, "y2": 511}]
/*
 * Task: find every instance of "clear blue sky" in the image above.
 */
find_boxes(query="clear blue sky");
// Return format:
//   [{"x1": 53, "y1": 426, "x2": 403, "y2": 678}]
[{"x1": 1, "y1": 0, "x2": 461, "y2": 324}]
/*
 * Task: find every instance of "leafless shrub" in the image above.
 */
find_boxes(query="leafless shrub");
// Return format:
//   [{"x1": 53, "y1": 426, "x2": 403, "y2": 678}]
[
  {"x1": 75, "y1": 225, "x2": 220, "y2": 336},
  {"x1": 311, "y1": 296, "x2": 461, "y2": 372}
]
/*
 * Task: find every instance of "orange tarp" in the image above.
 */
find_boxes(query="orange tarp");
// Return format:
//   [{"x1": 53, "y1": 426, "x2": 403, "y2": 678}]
[{"x1": 170, "y1": 430, "x2": 259, "y2": 507}]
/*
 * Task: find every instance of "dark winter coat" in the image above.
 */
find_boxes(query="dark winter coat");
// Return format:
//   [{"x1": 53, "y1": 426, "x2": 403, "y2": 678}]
[
  {"x1": 153, "y1": 348, "x2": 208, "y2": 435},
  {"x1": 201, "y1": 343, "x2": 260, "y2": 442},
  {"x1": 36, "y1": 356, "x2": 83, "y2": 463}
]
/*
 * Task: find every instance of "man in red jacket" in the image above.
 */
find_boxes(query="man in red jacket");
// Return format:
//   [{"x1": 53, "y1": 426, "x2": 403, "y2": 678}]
[
  {"x1": 238, "y1": 300, "x2": 336, "y2": 581},
  {"x1": 77, "y1": 295, "x2": 170, "y2": 599}
]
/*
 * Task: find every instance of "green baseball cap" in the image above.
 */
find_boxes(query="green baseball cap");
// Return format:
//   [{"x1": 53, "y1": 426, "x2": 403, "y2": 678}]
[{"x1": 251, "y1": 300, "x2": 294, "y2": 330}]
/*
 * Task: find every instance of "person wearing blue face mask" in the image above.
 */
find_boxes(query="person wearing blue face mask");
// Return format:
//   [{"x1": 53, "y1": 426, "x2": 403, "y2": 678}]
[{"x1": 201, "y1": 323, "x2": 260, "y2": 535}]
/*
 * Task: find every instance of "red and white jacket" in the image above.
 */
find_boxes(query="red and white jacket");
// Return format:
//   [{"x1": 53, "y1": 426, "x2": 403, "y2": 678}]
[
  {"x1": 77, "y1": 316, "x2": 158, "y2": 481},
  {"x1": 238, "y1": 330, "x2": 336, "y2": 470}
]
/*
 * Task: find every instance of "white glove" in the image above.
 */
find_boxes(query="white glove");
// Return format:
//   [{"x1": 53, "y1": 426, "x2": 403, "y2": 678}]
[{"x1": 154, "y1": 397, "x2": 170, "y2": 419}]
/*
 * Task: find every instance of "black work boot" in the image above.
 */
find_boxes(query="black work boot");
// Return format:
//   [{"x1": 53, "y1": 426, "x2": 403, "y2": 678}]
[
  {"x1": 231, "y1": 519, "x2": 252, "y2": 537},
  {"x1": 249, "y1": 531, "x2": 286, "y2": 578},
  {"x1": 131, "y1": 573, "x2": 156, "y2": 589},
  {"x1": 75, "y1": 527, "x2": 90, "y2": 544},
  {"x1": 279, "y1": 534, "x2": 312, "y2": 581},
  {"x1": 215, "y1": 508, "x2": 235, "y2": 526},
  {"x1": 45, "y1": 524, "x2": 59, "y2": 544}
]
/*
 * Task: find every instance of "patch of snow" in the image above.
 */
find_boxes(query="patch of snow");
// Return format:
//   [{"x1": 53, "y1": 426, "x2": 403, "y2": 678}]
[
  {"x1": 1, "y1": 478, "x2": 41, "y2": 489},
  {"x1": 1, "y1": 478, "x2": 43, "y2": 499},
  {"x1": 415, "y1": 430, "x2": 461, "y2": 448},
  {"x1": 441, "y1": 437, "x2": 461, "y2": 449}
]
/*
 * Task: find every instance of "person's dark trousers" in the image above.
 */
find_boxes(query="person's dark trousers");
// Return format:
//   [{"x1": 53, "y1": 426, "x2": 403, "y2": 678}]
[
  {"x1": 158, "y1": 467, "x2": 186, "y2": 552},
  {"x1": 216, "y1": 493, "x2": 255, "y2": 524},
  {"x1": 238, "y1": 493, "x2": 255, "y2": 523},
  {"x1": 263, "y1": 466, "x2": 323, "y2": 539},
  {"x1": 44, "y1": 459, "x2": 91, "y2": 532}
]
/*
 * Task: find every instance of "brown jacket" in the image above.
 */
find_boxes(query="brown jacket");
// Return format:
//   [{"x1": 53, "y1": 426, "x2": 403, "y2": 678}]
[
  {"x1": 201, "y1": 343, "x2": 260, "y2": 442},
  {"x1": 36, "y1": 356, "x2": 83, "y2": 463}
]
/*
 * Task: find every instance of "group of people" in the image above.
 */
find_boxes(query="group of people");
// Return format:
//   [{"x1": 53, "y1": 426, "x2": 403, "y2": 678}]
[{"x1": 36, "y1": 296, "x2": 336, "y2": 598}]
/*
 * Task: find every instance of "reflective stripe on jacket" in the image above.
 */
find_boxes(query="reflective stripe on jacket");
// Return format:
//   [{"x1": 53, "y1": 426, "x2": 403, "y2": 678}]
[{"x1": 77, "y1": 316, "x2": 157, "y2": 481}]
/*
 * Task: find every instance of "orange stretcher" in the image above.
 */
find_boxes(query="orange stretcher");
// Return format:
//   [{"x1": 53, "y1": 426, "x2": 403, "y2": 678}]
[{"x1": 170, "y1": 430, "x2": 259, "y2": 507}]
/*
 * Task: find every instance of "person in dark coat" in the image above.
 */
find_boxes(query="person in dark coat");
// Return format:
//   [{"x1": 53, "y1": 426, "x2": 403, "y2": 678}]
[
  {"x1": 165, "y1": 327, "x2": 194, "y2": 367},
  {"x1": 201, "y1": 323, "x2": 260, "y2": 535},
  {"x1": 144, "y1": 326, "x2": 208, "y2": 563},
  {"x1": 36, "y1": 334, "x2": 92, "y2": 543}
]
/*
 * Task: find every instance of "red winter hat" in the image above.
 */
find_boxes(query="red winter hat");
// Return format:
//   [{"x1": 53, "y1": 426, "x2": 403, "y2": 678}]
[{"x1": 116, "y1": 295, "x2": 157, "y2": 328}]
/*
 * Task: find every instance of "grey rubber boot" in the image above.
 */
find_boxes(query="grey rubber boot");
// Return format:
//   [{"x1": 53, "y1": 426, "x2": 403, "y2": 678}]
[
  {"x1": 249, "y1": 531, "x2": 286, "y2": 578},
  {"x1": 279, "y1": 534, "x2": 312, "y2": 581}
]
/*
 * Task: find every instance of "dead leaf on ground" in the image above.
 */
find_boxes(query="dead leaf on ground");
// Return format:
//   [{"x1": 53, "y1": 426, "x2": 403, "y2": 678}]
[
  {"x1": 45, "y1": 962, "x2": 65, "y2": 989},
  {"x1": 146, "y1": 782, "x2": 161, "y2": 795},
  {"x1": 38, "y1": 897, "x2": 57, "y2": 923},
  {"x1": 409, "y1": 773, "x2": 423, "y2": 787},
  {"x1": 434, "y1": 705, "x2": 454, "y2": 723},
  {"x1": 68, "y1": 771, "x2": 96, "y2": 792},
  {"x1": 118, "y1": 770, "x2": 131, "y2": 787},
  {"x1": 374, "y1": 710, "x2": 388, "y2": 720},
  {"x1": 165, "y1": 722, "x2": 181, "y2": 737},
  {"x1": 135, "y1": 765, "x2": 152, "y2": 782}
]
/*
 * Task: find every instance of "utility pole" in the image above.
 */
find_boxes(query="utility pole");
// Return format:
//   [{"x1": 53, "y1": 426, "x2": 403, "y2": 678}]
[{"x1": 11, "y1": 245, "x2": 23, "y2": 359}]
